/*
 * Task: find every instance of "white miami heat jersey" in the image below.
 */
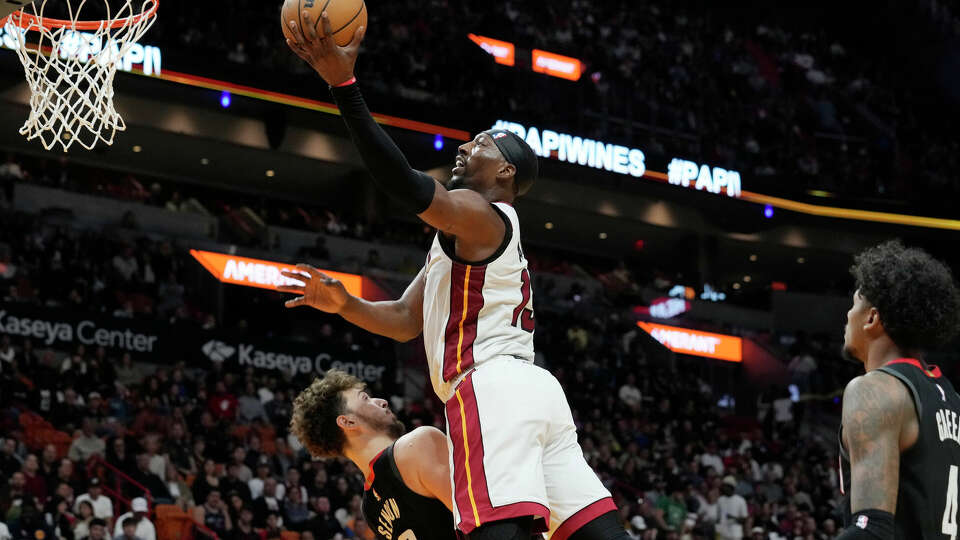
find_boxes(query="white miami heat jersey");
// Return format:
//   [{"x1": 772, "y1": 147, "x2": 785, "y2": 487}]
[{"x1": 422, "y1": 202, "x2": 535, "y2": 402}]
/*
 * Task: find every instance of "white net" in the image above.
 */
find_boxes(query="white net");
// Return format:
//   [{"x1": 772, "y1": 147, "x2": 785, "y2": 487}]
[{"x1": 6, "y1": 0, "x2": 157, "y2": 151}]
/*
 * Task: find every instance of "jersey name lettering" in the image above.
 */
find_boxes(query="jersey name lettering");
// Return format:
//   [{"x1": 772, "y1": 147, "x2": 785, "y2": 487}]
[
  {"x1": 376, "y1": 497, "x2": 401, "y2": 540},
  {"x1": 936, "y1": 408, "x2": 960, "y2": 446}
]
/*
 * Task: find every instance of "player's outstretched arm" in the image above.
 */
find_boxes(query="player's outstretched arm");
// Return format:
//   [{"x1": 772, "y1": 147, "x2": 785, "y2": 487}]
[
  {"x1": 837, "y1": 372, "x2": 913, "y2": 539},
  {"x1": 394, "y1": 426, "x2": 454, "y2": 512},
  {"x1": 285, "y1": 14, "x2": 504, "y2": 251},
  {"x1": 280, "y1": 264, "x2": 424, "y2": 343}
]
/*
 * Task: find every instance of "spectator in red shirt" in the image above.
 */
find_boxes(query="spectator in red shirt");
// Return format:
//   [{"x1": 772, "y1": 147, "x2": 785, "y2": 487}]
[
  {"x1": 207, "y1": 381, "x2": 238, "y2": 422},
  {"x1": 22, "y1": 454, "x2": 47, "y2": 502}
]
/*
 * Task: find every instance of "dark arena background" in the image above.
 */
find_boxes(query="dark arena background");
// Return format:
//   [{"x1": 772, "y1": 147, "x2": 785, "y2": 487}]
[{"x1": 0, "y1": 0, "x2": 959, "y2": 538}]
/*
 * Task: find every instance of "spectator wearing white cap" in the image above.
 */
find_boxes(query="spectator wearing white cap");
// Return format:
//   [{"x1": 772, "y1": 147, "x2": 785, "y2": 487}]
[
  {"x1": 113, "y1": 498, "x2": 155, "y2": 540},
  {"x1": 717, "y1": 475, "x2": 748, "y2": 540},
  {"x1": 75, "y1": 477, "x2": 114, "y2": 528}
]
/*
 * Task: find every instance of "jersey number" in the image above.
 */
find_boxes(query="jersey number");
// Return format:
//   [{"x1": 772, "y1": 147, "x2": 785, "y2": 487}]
[
  {"x1": 943, "y1": 465, "x2": 959, "y2": 539},
  {"x1": 398, "y1": 530, "x2": 416, "y2": 540},
  {"x1": 511, "y1": 269, "x2": 535, "y2": 333}
]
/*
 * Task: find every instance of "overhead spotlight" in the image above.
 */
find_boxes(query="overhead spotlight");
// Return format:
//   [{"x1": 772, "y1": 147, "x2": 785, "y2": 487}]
[
  {"x1": 749, "y1": 254, "x2": 757, "y2": 262},
  {"x1": 743, "y1": 275, "x2": 752, "y2": 283},
  {"x1": 545, "y1": 222, "x2": 554, "y2": 230},
  {"x1": 598, "y1": 232, "x2": 608, "y2": 239},
  {"x1": 797, "y1": 257, "x2": 806, "y2": 264},
  {"x1": 265, "y1": 170, "x2": 275, "y2": 178},
  {"x1": 132, "y1": 145, "x2": 142, "y2": 153},
  {"x1": 733, "y1": 283, "x2": 742, "y2": 290},
  {"x1": 200, "y1": 158, "x2": 210, "y2": 165}
]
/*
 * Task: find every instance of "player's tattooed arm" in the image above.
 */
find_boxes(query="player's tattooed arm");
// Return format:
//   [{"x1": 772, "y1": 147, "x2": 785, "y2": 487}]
[{"x1": 842, "y1": 371, "x2": 913, "y2": 513}]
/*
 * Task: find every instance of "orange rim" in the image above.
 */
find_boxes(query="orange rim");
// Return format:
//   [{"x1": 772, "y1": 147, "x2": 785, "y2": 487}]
[{"x1": 7, "y1": 0, "x2": 157, "y2": 31}]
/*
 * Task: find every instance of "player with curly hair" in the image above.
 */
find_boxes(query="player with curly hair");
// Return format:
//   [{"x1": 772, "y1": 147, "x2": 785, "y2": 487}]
[
  {"x1": 837, "y1": 240, "x2": 960, "y2": 539},
  {"x1": 290, "y1": 369, "x2": 456, "y2": 540}
]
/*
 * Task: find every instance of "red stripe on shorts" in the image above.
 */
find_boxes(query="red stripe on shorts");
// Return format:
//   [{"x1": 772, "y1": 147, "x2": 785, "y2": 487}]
[
  {"x1": 551, "y1": 497, "x2": 617, "y2": 540},
  {"x1": 446, "y1": 374, "x2": 550, "y2": 535},
  {"x1": 442, "y1": 264, "x2": 486, "y2": 381}
]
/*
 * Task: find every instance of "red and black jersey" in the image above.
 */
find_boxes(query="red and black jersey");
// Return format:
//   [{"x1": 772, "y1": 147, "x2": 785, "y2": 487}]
[
  {"x1": 362, "y1": 443, "x2": 456, "y2": 540},
  {"x1": 840, "y1": 358, "x2": 960, "y2": 539}
]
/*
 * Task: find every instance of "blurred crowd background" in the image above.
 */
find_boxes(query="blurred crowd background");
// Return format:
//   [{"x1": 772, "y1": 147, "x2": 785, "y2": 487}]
[
  {"x1": 0, "y1": 150, "x2": 867, "y2": 540},
  {"x1": 141, "y1": 0, "x2": 960, "y2": 206},
  {"x1": 3, "y1": 0, "x2": 960, "y2": 539}
]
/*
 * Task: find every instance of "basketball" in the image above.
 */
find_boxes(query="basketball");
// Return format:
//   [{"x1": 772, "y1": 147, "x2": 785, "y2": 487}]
[{"x1": 281, "y1": 0, "x2": 367, "y2": 47}]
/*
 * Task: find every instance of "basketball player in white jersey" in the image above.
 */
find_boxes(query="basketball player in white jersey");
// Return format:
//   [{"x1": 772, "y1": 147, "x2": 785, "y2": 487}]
[{"x1": 283, "y1": 12, "x2": 628, "y2": 540}]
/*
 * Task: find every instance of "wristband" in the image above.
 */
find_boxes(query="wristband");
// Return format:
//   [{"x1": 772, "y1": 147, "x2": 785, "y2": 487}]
[
  {"x1": 333, "y1": 76, "x2": 357, "y2": 87},
  {"x1": 837, "y1": 509, "x2": 895, "y2": 539}
]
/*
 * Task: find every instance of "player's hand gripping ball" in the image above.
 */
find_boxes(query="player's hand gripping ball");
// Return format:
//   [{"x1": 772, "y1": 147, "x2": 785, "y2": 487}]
[{"x1": 282, "y1": 0, "x2": 367, "y2": 85}]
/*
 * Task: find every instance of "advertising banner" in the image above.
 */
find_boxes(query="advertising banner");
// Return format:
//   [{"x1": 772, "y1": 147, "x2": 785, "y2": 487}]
[
  {"x1": 637, "y1": 321, "x2": 742, "y2": 362},
  {"x1": 0, "y1": 303, "x2": 392, "y2": 383}
]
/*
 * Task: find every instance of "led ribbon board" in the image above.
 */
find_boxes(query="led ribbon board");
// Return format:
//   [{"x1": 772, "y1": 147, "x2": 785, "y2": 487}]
[
  {"x1": 190, "y1": 249, "x2": 366, "y2": 298},
  {"x1": 468, "y1": 34, "x2": 515, "y2": 66},
  {"x1": 492, "y1": 120, "x2": 646, "y2": 178},
  {"x1": 0, "y1": 22, "x2": 163, "y2": 75},
  {"x1": 531, "y1": 49, "x2": 582, "y2": 81},
  {"x1": 637, "y1": 321, "x2": 742, "y2": 362}
]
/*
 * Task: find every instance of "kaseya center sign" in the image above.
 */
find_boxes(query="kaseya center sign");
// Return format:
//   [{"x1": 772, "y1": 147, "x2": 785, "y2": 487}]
[
  {"x1": 201, "y1": 339, "x2": 386, "y2": 381},
  {"x1": 0, "y1": 302, "x2": 392, "y2": 383}
]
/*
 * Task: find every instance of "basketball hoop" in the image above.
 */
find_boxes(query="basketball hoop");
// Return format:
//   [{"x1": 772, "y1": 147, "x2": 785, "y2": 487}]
[{"x1": 4, "y1": 0, "x2": 158, "y2": 151}]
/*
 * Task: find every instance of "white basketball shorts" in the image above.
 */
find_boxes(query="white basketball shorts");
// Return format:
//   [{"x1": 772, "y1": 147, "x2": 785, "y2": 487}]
[{"x1": 443, "y1": 356, "x2": 615, "y2": 538}]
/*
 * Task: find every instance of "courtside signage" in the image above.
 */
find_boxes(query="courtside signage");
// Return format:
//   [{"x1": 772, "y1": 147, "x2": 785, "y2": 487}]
[
  {"x1": 468, "y1": 34, "x2": 515, "y2": 66},
  {"x1": 493, "y1": 120, "x2": 646, "y2": 178},
  {"x1": 667, "y1": 158, "x2": 742, "y2": 198},
  {"x1": 0, "y1": 22, "x2": 163, "y2": 75},
  {"x1": 531, "y1": 49, "x2": 582, "y2": 81},
  {"x1": 637, "y1": 321, "x2": 742, "y2": 362},
  {"x1": 190, "y1": 249, "x2": 365, "y2": 298}
]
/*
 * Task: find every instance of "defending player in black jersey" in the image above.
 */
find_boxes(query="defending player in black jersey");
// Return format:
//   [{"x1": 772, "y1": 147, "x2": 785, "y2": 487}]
[
  {"x1": 290, "y1": 370, "x2": 456, "y2": 540},
  {"x1": 837, "y1": 241, "x2": 960, "y2": 539}
]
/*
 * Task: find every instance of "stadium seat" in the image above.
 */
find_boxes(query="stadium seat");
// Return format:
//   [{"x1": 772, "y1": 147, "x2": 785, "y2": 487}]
[{"x1": 155, "y1": 504, "x2": 196, "y2": 540}]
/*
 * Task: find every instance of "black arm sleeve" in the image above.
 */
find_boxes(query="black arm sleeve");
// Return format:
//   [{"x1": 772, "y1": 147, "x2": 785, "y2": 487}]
[{"x1": 329, "y1": 82, "x2": 437, "y2": 214}]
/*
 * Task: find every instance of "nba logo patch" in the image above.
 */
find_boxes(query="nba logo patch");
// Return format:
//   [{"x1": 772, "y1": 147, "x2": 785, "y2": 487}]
[
  {"x1": 492, "y1": 132, "x2": 508, "y2": 139},
  {"x1": 856, "y1": 515, "x2": 869, "y2": 529}
]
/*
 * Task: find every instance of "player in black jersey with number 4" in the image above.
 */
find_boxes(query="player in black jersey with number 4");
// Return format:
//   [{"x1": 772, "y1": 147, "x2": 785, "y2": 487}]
[
  {"x1": 290, "y1": 370, "x2": 456, "y2": 540},
  {"x1": 837, "y1": 241, "x2": 960, "y2": 539}
]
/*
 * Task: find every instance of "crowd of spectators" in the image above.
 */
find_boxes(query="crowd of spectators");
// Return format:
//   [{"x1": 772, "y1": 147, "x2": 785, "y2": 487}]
[
  {"x1": 133, "y1": 0, "x2": 960, "y2": 205},
  {"x1": 1, "y1": 3, "x2": 956, "y2": 537},
  {"x1": 0, "y1": 278, "x2": 857, "y2": 540},
  {"x1": 0, "y1": 174, "x2": 869, "y2": 540}
]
